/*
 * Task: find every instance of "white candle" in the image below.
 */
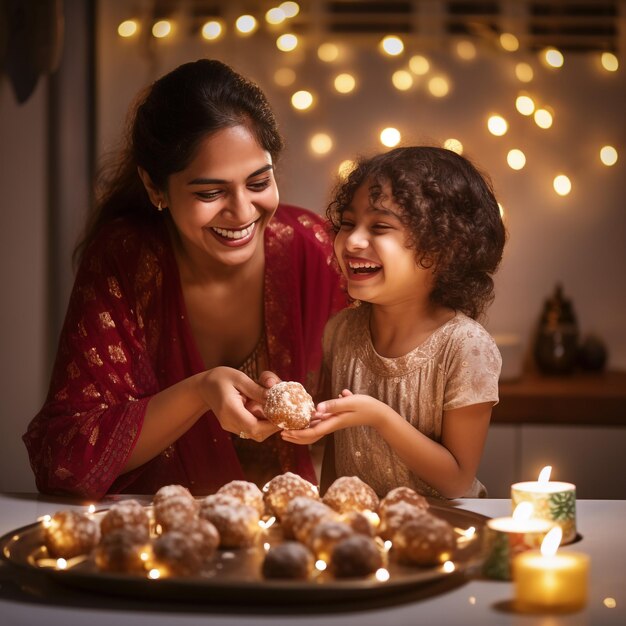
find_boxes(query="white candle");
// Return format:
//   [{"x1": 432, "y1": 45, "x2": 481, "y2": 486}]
[
  {"x1": 513, "y1": 527, "x2": 589, "y2": 612},
  {"x1": 482, "y1": 503, "x2": 553, "y2": 580},
  {"x1": 511, "y1": 466, "x2": 577, "y2": 544}
]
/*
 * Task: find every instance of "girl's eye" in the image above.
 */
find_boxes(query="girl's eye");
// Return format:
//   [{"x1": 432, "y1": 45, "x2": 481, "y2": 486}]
[
  {"x1": 339, "y1": 220, "x2": 355, "y2": 230},
  {"x1": 373, "y1": 223, "x2": 393, "y2": 231}
]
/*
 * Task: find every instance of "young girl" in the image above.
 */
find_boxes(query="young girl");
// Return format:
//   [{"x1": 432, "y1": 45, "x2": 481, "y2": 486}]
[{"x1": 281, "y1": 146, "x2": 506, "y2": 499}]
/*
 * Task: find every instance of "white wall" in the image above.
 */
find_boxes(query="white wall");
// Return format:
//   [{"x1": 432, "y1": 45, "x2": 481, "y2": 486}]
[{"x1": 97, "y1": 1, "x2": 626, "y2": 370}]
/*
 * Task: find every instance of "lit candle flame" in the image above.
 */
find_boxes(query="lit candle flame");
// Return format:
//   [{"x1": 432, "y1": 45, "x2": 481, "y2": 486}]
[
  {"x1": 363, "y1": 509, "x2": 381, "y2": 527},
  {"x1": 258, "y1": 516, "x2": 276, "y2": 529},
  {"x1": 443, "y1": 560, "x2": 455, "y2": 573},
  {"x1": 383, "y1": 540, "x2": 393, "y2": 552},
  {"x1": 537, "y1": 465, "x2": 552, "y2": 483},
  {"x1": 87, "y1": 504, "x2": 96, "y2": 514},
  {"x1": 148, "y1": 568, "x2": 161, "y2": 579},
  {"x1": 38, "y1": 514, "x2": 52, "y2": 528},
  {"x1": 512, "y1": 501, "x2": 534, "y2": 522},
  {"x1": 56, "y1": 558, "x2": 68, "y2": 570},
  {"x1": 540, "y1": 526, "x2": 563, "y2": 557}
]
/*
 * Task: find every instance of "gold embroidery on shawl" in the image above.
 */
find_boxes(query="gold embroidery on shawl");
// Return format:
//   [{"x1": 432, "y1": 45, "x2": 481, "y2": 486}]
[
  {"x1": 78, "y1": 320, "x2": 87, "y2": 338},
  {"x1": 297, "y1": 214, "x2": 313, "y2": 228},
  {"x1": 82, "y1": 285, "x2": 96, "y2": 302},
  {"x1": 108, "y1": 372, "x2": 121, "y2": 385},
  {"x1": 55, "y1": 387, "x2": 69, "y2": 401},
  {"x1": 123, "y1": 373, "x2": 138, "y2": 391},
  {"x1": 85, "y1": 347, "x2": 104, "y2": 367},
  {"x1": 82, "y1": 384, "x2": 101, "y2": 399},
  {"x1": 108, "y1": 276, "x2": 122, "y2": 299},
  {"x1": 54, "y1": 467, "x2": 73, "y2": 480},
  {"x1": 57, "y1": 424, "x2": 78, "y2": 445},
  {"x1": 67, "y1": 361, "x2": 80, "y2": 379},
  {"x1": 108, "y1": 344, "x2": 127, "y2": 363},
  {"x1": 104, "y1": 390, "x2": 116, "y2": 404},
  {"x1": 99, "y1": 311, "x2": 116, "y2": 329},
  {"x1": 89, "y1": 425, "x2": 99, "y2": 446}
]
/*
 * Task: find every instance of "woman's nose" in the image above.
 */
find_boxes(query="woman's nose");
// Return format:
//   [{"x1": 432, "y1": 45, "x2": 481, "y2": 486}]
[{"x1": 226, "y1": 189, "x2": 256, "y2": 222}]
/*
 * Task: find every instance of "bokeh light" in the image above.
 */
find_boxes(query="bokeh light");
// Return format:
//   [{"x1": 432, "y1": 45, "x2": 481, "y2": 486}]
[
  {"x1": 380, "y1": 36, "x2": 404, "y2": 56},
  {"x1": 553, "y1": 174, "x2": 572, "y2": 196},
  {"x1": 291, "y1": 90, "x2": 314, "y2": 110},
  {"x1": 507, "y1": 149, "x2": 526, "y2": 170},
  {"x1": 334, "y1": 73, "x2": 356, "y2": 94},
  {"x1": 117, "y1": 20, "x2": 138, "y2": 38},
  {"x1": 487, "y1": 115, "x2": 508, "y2": 136},
  {"x1": 380, "y1": 127, "x2": 401, "y2": 147},
  {"x1": 600, "y1": 145, "x2": 618, "y2": 166}
]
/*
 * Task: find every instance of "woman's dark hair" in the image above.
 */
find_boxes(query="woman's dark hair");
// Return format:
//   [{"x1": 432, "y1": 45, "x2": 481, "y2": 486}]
[
  {"x1": 327, "y1": 146, "x2": 507, "y2": 320},
  {"x1": 74, "y1": 59, "x2": 283, "y2": 264}
]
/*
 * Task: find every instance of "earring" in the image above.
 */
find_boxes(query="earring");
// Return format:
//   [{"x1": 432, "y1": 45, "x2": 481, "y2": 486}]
[{"x1": 157, "y1": 201, "x2": 163, "y2": 212}]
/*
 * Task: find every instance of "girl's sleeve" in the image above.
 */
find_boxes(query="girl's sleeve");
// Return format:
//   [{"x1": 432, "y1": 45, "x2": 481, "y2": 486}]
[
  {"x1": 23, "y1": 238, "x2": 159, "y2": 499},
  {"x1": 443, "y1": 323, "x2": 502, "y2": 412}
]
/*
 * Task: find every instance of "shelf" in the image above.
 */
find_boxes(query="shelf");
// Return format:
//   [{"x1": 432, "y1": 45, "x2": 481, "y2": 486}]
[{"x1": 492, "y1": 370, "x2": 626, "y2": 426}]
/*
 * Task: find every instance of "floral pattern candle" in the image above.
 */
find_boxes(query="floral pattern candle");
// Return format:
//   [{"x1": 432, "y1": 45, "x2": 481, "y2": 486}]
[
  {"x1": 511, "y1": 466, "x2": 577, "y2": 544},
  {"x1": 482, "y1": 502, "x2": 554, "y2": 580}
]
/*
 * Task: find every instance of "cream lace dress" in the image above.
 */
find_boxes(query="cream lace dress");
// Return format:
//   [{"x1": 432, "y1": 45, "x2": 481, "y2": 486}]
[{"x1": 323, "y1": 304, "x2": 502, "y2": 498}]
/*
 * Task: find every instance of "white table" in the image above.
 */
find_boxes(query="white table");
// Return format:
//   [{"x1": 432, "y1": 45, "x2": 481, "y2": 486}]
[{"x1": 1, "y1": 494, "x2": 624, "y2": 625}]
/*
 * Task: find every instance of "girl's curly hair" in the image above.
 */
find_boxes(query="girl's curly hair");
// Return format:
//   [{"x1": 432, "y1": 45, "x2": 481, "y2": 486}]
[{"x1": 327, "y1": 146, "x2": 507, "y2": 320}]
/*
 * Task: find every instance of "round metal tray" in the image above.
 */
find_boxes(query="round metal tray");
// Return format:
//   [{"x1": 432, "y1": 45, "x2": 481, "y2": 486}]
[{"x1": 0, "y1": 502, "x2": 488, "y2": 603}]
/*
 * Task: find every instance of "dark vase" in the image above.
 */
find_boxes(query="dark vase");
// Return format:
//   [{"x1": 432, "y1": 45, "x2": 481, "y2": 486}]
[{"x1": 534, "y1": 284, "x2": 579, "y2": 375}]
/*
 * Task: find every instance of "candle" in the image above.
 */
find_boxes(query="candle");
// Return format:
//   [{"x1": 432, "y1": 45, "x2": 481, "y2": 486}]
[
  {"x1": 513, "y1": 527, "x2": 589, "y2": 613},
  {"x1": 482, "y1": 502, "x2": 554, "y2": 580},
  {"x1": 511, "y1": 465, "x2": 577, "y2": 544}
]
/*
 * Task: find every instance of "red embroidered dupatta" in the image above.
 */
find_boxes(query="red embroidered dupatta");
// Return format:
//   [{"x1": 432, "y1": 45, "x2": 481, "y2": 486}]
[{"x1": 23, "y1": 205, "x2": 346, "y2": 499}]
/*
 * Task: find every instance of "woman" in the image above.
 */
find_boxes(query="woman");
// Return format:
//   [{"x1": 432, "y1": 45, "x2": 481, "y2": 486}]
[{"x1": 23, "y1": 59, "x2": 346, "y2": 499}]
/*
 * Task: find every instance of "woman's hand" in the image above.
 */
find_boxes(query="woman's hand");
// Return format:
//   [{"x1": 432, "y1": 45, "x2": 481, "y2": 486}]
[
  {"x1": 200, "y1": 367, "x2": 279, "y2": 441},
  {"x1": 280, "y1": 390, "x2": 387, "y2": 445}
]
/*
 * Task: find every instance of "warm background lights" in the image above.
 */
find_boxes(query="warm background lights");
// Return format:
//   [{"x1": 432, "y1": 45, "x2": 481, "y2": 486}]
[
  {"x1": 392, "y1": 70, "x2": 413, "y2": 90},
  {"x1": 553, "y1": 174, "x2": 572, "y2": 196},
  {"x1": 334, "y1": 73, "x2": 356, "y2": 94},
  {"x1": 409, "y1": 55, "x2": 430, "y2": 75},
  {"x1": 601, "y1": 52, "x2": 619, "y2": 72},
  {"x1": 380, "y1": 36, "x2": 404, "y2": 56},
  {"x1": 280, "y1": 2, "x2": 300, "y2": 18},
  {"x1": 500, "y1": 33, "x2": 520, "y2": 52},
  {"x1": 456, "y1": 40, "x2": 476, "y2": 60},
  {"x1": 543, "y1": 47, "x2": 564, "y2": 68},
  {"x1": 265, "y1": 8, "x2": 286, "y2": 25},
  {"x1": 507, "y1": 149, "x2": 526, "y2": 170},
  {"x1": 515, "y1": 62, "x2": 534, "y2": 82},
  {"x1": 380, "y1": 127, "x2": 401, "y2": 147},
  {"x1": 276, "y1": 33, "x2": 298, "y2": 51},
  {"x1": 274, "y1": 68, "x2": 296, "y2": 86},
  {"x1": 201, "y1": 21, "x2": 222, "y2": 40},
  {"x1": 318, "y1": 43, "x2": 339, "y2": 62},
  {"x1": 117, "y1": 20, "x2": 138, "y2": 38},
  {"x1": 152, "y1": 20, "x2": 171, "y2": 38},
  {"x1": 534, "y1": 108, "x2": 553, "y2": 129},
  {"x1": 235, "y1": 15, "x2": 257, "y2": 34},
  {"x1": 428, "y1": 76, "x2": 450, "y2": 97},
  {"x1": 291, "y1": 90, "x2": 314, "y2": 110},
  {"x1": 310, "y1": 133, "x2": 333, "y2": 155},
  {"x1": 487, "y1": 115, "x2": 508, "y2": 136},
  {"x1": 515, "y1": 94, "x2": 535, "y2": 116},
  {"x1": 443, "y1": 138, "x2": 463, "y2": 154},
  {"x1": 600, "y1": 145, "x2": 618, "y2": 166}
]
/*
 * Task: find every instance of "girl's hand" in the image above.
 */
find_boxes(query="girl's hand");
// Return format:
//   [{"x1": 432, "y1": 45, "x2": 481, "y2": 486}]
[
  {"x1": 280, "y1": 392, "x2": 387, "y2": 445},
  {"x1": 201, "y1": 367, "x2": 279, "y2": 441}
]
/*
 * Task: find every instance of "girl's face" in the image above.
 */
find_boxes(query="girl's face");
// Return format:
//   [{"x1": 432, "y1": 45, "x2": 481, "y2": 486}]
[
  {"x1": 334, "y1": 180, "x2": 434, "y2": 306},
  {"x1": 165, "y1": 124, "x2": 279, "y2": 269}
]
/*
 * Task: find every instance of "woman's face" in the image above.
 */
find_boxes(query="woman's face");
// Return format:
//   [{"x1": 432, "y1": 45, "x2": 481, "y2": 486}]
[{"x1": 165, "y1": 124, "x2": 279, "y2": 269}]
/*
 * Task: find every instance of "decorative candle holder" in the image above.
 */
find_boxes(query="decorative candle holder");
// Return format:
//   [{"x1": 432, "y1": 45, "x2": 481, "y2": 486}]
[
  {"x1": 482, "y1": 516, "x2": 554, "y2": 580},
  {"x1": 511, "y1": 481, "x2": 577, "y2": 544}
]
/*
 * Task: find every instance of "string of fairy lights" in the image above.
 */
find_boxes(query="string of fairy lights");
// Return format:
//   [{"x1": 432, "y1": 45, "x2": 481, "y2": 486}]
[{"x1": 114, "y1": 1, "x2": 621, "y2": 206}]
